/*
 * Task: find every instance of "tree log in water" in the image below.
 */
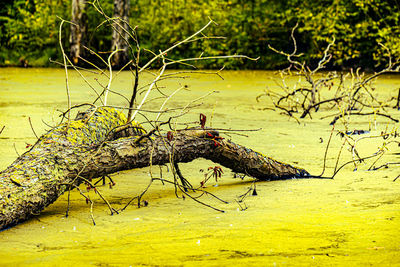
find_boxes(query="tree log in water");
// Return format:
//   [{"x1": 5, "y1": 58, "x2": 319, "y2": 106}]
[{"x1": 0, "y1": 107, "x2": 309, "y2": 230}]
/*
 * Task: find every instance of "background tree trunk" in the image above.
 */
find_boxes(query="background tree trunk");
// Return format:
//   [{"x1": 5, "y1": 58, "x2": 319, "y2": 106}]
[
  {"x1": 111, "y1": 0, "x2": 130, "y2": 68},
  {"x1": 70, "y1": 0, "x2": 87, "y2": 65},
  {"x1": 0, "y1": 108, "x2": 308, "y2": 230}
]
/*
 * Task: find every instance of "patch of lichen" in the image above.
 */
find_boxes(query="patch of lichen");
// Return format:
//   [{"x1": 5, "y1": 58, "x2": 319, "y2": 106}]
[
  {"x1": 130, "y1": 120, "x2": 147, "y2": 136},
  {"x1": 36, "y1": 107, "x2": 141, "y2": 147}
]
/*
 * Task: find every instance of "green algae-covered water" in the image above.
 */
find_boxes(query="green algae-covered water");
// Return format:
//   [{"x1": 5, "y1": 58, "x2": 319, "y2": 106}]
[{"x1": 0, "y1": 68, "x2": 399, "y2": 266}]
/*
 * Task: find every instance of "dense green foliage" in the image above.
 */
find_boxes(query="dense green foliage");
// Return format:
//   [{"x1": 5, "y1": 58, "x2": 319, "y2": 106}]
[
  {"x1": 0, "y1": 0, "x2": 399, "y2": 69},
  {"x1": 0, "y1": 0, "x2": 69, "y2": 66}
]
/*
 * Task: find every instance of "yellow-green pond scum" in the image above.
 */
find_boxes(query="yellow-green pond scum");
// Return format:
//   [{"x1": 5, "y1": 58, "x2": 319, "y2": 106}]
[{"x1": 0, "y1": 68, "x2": 399, "y2": 266}]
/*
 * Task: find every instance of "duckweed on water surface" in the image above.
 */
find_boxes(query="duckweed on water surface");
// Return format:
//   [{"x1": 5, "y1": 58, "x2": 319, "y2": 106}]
[{"x1": 0, "y1": 69, "x2": 399, "y2": 266}]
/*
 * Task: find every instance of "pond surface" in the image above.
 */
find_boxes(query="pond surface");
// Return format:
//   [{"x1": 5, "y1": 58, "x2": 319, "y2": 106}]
[{"x1": 0, "y1": 68, "x2": 399, "y2": 266}]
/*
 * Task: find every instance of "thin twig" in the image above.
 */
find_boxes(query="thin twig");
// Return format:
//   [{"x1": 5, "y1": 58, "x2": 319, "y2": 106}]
[
  {"x1": 13, "y1": 143, "x2": 20, "y2": 157},
  {"x1": 318, "y1": 125, "x2": 335, "y2": 177},
  {"x1": 131, "y1": 59, "x2": 167, "y2": 121},
  {"x1": 58, "y1": 18, "x2": 71, "y2": 128},
  {"x1": 78, "y1": 175, "x2": 118, "y2": 215},
  {"x1": 28, "y1": 117, "x2": 39, "y2": 139},
  {"x1": 140, "y1": 19, "x2": 215, "y2": 72}
]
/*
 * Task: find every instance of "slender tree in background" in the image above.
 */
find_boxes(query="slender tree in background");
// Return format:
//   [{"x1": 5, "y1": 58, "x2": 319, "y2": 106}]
[
  {"x1": 111, "y1": 0, "x2": 130, "y2": 68},
  {"x1": 70, "y1": 0, "x2": 87, "y2": 64}
]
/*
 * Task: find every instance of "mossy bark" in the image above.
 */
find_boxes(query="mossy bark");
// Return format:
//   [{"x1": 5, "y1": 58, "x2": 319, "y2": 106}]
[{"x1": 0, "y1": 107, "x2": 308, "y2": 230}]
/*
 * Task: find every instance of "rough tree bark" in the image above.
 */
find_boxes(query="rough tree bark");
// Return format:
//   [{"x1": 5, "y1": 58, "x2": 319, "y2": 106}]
[
  {"x1": 70, "y1": 0, "x2": 87, "y2": 65},
  {"x1": 111, "y1": 0, "x2": 130, "y2": 68},
  {"x1": 0, "y1": 108, "x2": 309, "y2": 230}
]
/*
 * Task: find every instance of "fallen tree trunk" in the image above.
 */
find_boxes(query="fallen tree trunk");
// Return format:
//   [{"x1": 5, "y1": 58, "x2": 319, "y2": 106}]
[{"x1": 0, "y1": 107, "x2": 309, "y2": 230}]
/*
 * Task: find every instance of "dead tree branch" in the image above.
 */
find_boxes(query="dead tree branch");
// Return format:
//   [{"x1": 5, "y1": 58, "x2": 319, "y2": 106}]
[{"x1": 0, "y1": 108, "x2": 310, "y2": 230}]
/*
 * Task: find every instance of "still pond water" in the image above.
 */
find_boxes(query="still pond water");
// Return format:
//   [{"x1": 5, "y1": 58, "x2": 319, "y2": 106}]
[{"x1": 0, "y1": 68, "x2": 399, "y2": 266}]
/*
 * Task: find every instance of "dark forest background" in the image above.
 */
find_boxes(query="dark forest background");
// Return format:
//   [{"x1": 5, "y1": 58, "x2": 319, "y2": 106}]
[{"x1": 0, "y1": 0, "x2": 399, "y2": 70}]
